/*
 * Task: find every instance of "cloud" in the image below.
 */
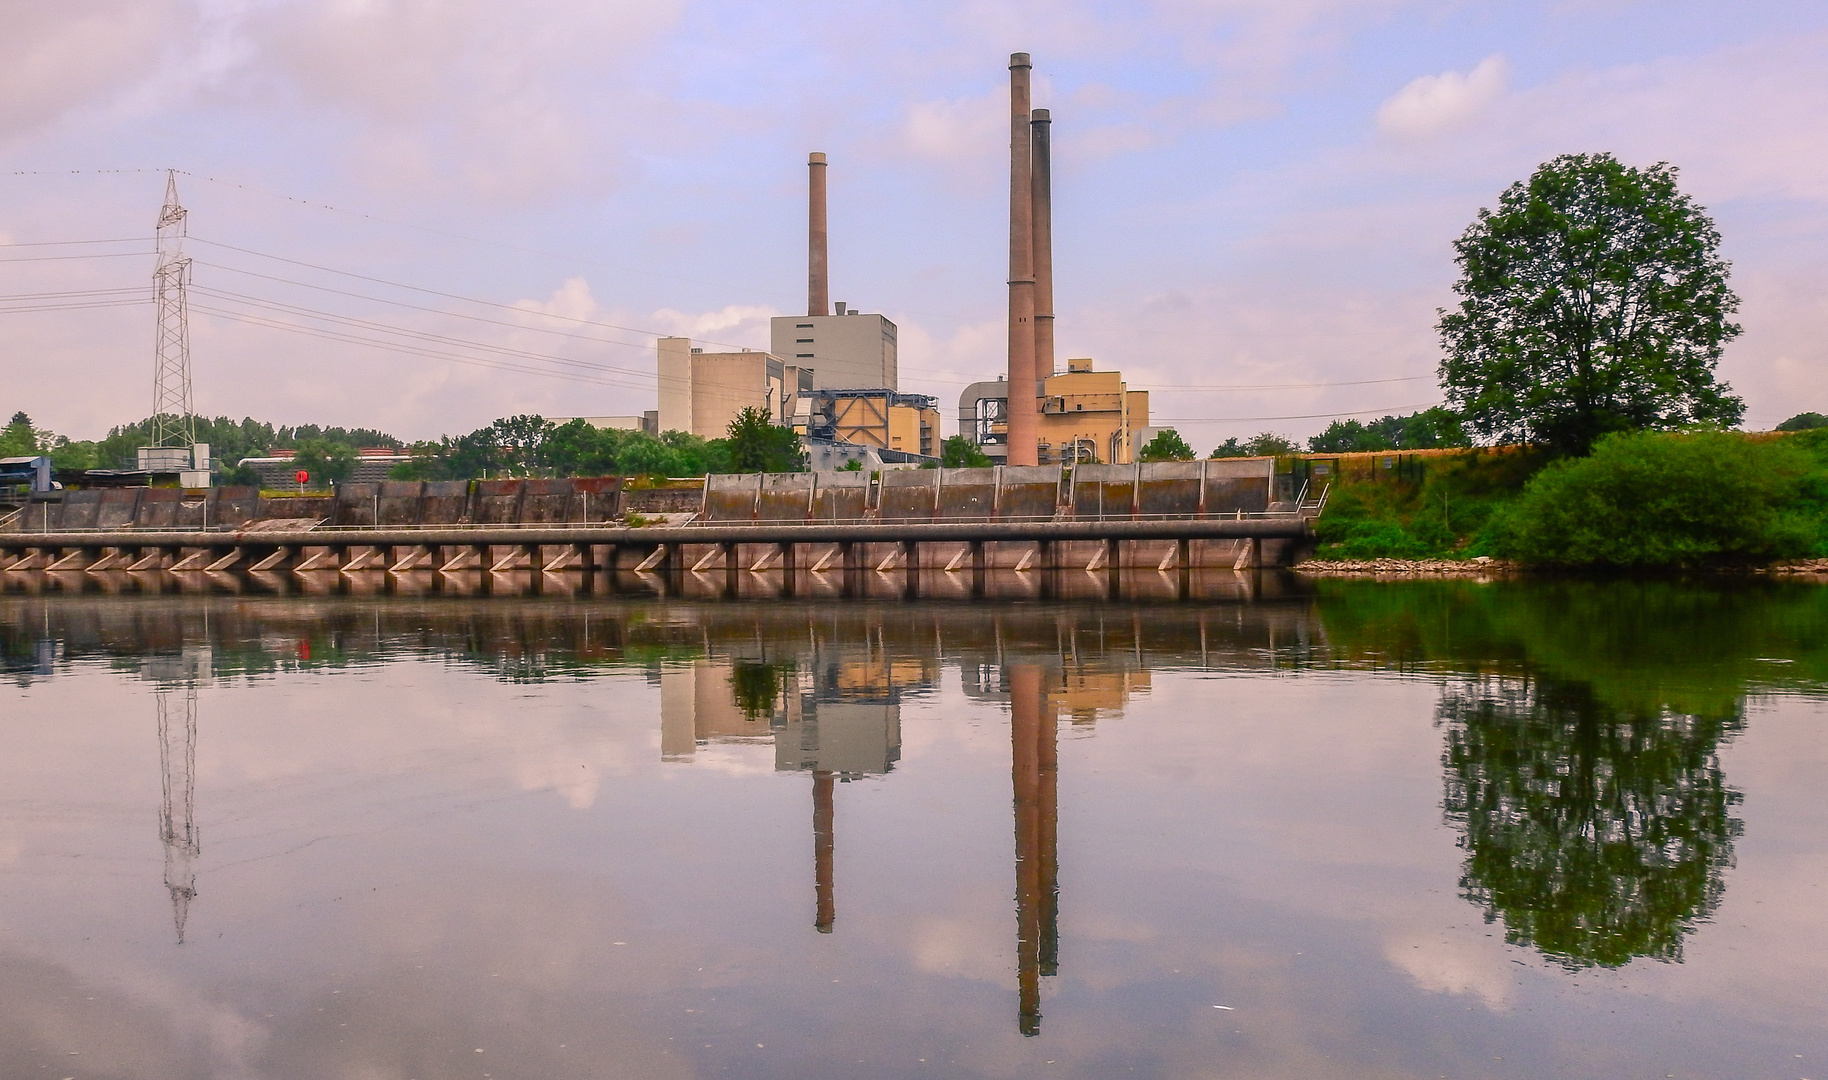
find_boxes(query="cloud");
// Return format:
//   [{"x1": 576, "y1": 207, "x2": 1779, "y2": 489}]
[
  {"x1": 0, "y1": 0, "x2": 193, "y2": 141},
  {"x1": 901, "y1": 90, "x2": 1007, "y2": 164},
  {"x1": 239, "y1": 0, "x2": 689, "y2": 200},
  {"x1": 1375, "y1": 54, "x2": 1510, "y2": 138}
]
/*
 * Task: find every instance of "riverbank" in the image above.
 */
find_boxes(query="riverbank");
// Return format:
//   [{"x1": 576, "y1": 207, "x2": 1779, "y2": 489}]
[
  {"x1": 1294, "y1": 557, "x2": 1518, "y2": 577},
  {"x1": 1295, "y1": 556, "x2": 1828, "y2": 577}
]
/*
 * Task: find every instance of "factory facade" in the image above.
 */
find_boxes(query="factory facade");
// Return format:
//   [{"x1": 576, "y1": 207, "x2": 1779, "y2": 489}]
[{"x1": 958, "y1": 358, "x2": 1152, "y2": 466}]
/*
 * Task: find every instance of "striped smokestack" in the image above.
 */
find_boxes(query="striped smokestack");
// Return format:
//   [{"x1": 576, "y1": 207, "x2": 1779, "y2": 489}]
[
  {"x1": 1030, "y1": 108, "x2": 1054, "y2": 381},
  {"x1": 808, "y1": 152, "x2": 829, "y2": 317},
  {"x1": 1006, "y1": 53, "x2": 1038, "y2": 467}
]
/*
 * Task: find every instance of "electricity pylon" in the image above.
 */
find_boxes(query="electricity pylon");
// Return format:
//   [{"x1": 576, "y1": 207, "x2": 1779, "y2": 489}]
[{"x1": 152, "y1": 170, "x2": 195, "y2": 448}]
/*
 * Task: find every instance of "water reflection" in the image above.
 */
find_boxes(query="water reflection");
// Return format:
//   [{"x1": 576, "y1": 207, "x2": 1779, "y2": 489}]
[
  {"x1": 156, "y1": 684, "x2": 200, "y2": 943},
  {"x1": 1438, "y1": 677, "x2": 1743, "y2": 968},
  {"x1": 1, "y1": 582, "x2": 1825, "y2": 1075}
]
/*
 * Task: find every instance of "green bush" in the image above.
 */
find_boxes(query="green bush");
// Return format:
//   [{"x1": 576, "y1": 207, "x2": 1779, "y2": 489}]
[{"x1": 1496, "y1": 431, "x2": 1817, "y2": 568}]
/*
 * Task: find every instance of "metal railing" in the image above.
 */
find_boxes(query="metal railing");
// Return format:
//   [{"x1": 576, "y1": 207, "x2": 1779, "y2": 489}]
[{"x1": 3, "y1": 507, "x2": 1311, "y2": 537}]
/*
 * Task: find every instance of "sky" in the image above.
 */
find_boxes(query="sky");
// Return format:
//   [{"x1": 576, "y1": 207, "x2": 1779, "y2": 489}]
[{"x1": 2, "y1": 0, "x2": 1825, "y2": 449}]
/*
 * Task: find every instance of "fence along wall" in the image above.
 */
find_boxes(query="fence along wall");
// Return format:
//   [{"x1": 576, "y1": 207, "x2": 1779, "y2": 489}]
[{"x1": 6, "y1": 461, "x2": 1280, "y2": 535}]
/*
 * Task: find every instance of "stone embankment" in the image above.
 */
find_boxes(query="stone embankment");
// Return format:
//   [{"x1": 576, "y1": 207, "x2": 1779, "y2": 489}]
[
  {"x1": 1294, "y1": 557, "x2": 1516, "y2": 577},
  {"x1": 1762, "y1": 559, "x2": 1828, "y2": 578}
]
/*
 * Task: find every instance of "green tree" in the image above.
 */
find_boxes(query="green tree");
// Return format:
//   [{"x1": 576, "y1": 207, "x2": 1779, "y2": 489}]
[
  {"x1": 1209, "y1": 432, "x2": 1298, "y2": 459},
  {"x1": 1439, "y1": 153, "x2": 1744, "y2": 457},
  {"x1": 940, "y1": 434, "x2": 994, "y2": 468},
  {"x1": 292, "y1": 439, "x2": 357, "y2": 490},
  {"x1": 1138, "y1": 428, "x2": 1195, "y2": 462},
  {"x1": 1777, "y1": 412, "x2": 1828, "y2": 432},
  {"x1": 0, "y1": 412, "x2": 39, "y2": 457},
  {"x1": 1308, "y1": 408, "x2": 1470, "y2": 453},
  {"x1": 726, "y1": 406, "x2": 805, "y2": 473}
]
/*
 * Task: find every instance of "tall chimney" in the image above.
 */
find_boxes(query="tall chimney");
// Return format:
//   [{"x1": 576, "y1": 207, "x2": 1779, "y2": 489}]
[
  {"x1": 1030, "y1": 108, "x2": 1055, "y2": 382},
  {"x1": 808, "y1": 152, "x2": 829, "y2": 318},
  {"x1": 1006, "y1": 54, "x2": 1039, "y2": 467}
]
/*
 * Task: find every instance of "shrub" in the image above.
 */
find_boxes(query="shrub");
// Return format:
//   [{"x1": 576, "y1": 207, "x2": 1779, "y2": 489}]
[{"x1": 1497, "y1": 431, "x2": 1815, "y2": 568}]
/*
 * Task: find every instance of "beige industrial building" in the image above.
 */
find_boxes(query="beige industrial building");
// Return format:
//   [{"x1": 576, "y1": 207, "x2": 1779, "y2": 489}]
[
  {"x1": 656, "y1": 337, "x2": 812, "y2": 441},
  {"x1": 958, "y1": 358, "x2": 1150, "y2": 465}
]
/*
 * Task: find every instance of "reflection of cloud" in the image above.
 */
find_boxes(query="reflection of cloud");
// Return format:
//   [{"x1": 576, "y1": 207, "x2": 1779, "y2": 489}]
[
  {"x1": 1382, "y1": 932, "x2": 1516, "y2": 1009},
  {"x1": 909, "y1": 914, "x2": 1011, "y2": 983},
  {"x1": 1375, "y1": 54, "x2": 1510, "y2": 138}
]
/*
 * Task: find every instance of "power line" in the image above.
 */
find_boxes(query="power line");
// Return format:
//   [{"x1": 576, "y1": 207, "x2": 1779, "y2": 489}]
[
  {"x1": 0, "y1": 298, "x2": 151, "y2": 315},
  {"x1": 190, "y1": 285, "x2": 659, "y2": 383},
  {"x1": 190, "y1": 237, "x2": 747, "y2": 350},
  {"x1": 0, "y1": 251, "x2": 153, "y2": 263},
  {"x1": 0, "y1": 237, "x2": 152, "y2": 248},
  {"x1": 189, "y1": 263, "x2": 658, "y2": 356},
  {"x1": 189, "y1": 303, "x2": 653, "y2": 392},
  {"x1": 1147, "y1": 403, "x2": 1443, "y2": 423}
]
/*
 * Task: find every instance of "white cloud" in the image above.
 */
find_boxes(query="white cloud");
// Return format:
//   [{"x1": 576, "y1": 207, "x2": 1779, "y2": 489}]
[
  {"x1": 900, "y1": 89, "x2": 1008, "y2": 164},
  {"x1": 0, "y1": 0, "x2": 193, "y2": 141},
  {"x1": 1375, "y1": 54, "x2": 1510, "y2": 138}
]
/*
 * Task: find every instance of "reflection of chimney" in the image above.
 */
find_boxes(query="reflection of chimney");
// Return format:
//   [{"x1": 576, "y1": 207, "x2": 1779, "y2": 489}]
[
  {"x1": 1010, "y1": 664, "x2": 1045, "y2": 1036},
  {"x1": 1038, "y1": 680, "x2": 1059, "y2": 977},
  {"x1": 1006, "y1": 53, "x2": 1039, "y2": 467},
  {"x1": 1030, "y1": 109, "x2": 1055, "y2": 381},
  {"x1": 809, "y1": 152, "x2": 830, "y2": 318},
  {"x1": 814, "y1": 770, "x2": 835, "y2": 933}
]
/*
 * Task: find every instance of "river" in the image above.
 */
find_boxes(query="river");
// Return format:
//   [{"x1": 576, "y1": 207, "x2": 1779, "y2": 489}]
[{"x1": 2, "y1": 573, "x2": 1824, "y2": 1078}]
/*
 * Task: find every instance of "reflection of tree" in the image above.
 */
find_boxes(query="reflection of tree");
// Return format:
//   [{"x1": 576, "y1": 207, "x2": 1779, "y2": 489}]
[
  {"x1": 1439, "y1": 677, "x2": 1742, "y2": 968},
  {"x1": 728, "y1": 662, "x2": 793, "y2": 718}
]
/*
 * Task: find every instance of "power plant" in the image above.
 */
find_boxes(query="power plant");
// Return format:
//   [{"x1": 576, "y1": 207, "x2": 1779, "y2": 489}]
[{"x1": 649, "y1": 53, "x2": 1154, "y2": 469}]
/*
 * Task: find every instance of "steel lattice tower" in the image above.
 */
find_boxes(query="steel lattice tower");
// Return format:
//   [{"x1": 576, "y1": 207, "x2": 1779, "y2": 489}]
[{"x1": 152, "y1": 171, "x2": 195, "y2": 448}]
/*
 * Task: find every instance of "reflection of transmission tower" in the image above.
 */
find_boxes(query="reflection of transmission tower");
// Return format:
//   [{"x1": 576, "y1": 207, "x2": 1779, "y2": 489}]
[
  {"x1": 156, "y1": 686, "x2": 199, "y2": 944},
  {"x1": 152, "y1": 170, "x2": 194, "y2": 449}
]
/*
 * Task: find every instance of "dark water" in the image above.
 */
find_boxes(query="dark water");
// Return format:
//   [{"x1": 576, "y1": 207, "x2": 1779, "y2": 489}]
[{"x1": 2, "y1": 573, "x2": 1826, "y2": 1079}]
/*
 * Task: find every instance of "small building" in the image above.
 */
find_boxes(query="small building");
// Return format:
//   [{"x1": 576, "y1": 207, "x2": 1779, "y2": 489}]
[
  {"x1": 236, "y1": 447, "x2": 415, "y2": 488},
  {"x1": 656, "y1": 337, "x2": 811, "y2": 441},
  {"x1": 958, "y1": 359, "x2": 1150, "y2": 465},
  {"x1": 770, "y1": 304, "x2": 897, "y2": 391},
  {"x1": 558, "y1": 413, "x2": 659, "y2": 435}
]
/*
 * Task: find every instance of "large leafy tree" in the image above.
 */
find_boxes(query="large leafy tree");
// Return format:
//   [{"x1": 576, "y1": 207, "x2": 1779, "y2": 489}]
[{"x1": 1439, "y1": 153, "x2": 1743, "y2": 456}]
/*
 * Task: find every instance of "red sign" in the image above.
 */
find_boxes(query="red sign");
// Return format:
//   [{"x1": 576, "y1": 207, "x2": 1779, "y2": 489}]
[{"x1": 295, "y1": 470, "x2": 309, "y2": 484}]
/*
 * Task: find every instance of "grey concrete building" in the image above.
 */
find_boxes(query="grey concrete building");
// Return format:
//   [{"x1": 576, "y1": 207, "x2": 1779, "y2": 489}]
[{"x1": 770, "y1": 305, "x2": 898, "y2": 391}]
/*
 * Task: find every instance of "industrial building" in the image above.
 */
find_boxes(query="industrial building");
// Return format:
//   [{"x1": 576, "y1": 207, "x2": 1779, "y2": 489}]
[
  {"x1": 769, "y1": 304, "x2": 898, "y2": 391},
  {"x1": 791, "y1": 388, "x2": 941, "y2": 459},
  {"x1": 655, "y1": 338, "x2": 811, "y2": 441},
  {"x1": 958, "y1": 358, "x2": 1151, "y2": 465}
]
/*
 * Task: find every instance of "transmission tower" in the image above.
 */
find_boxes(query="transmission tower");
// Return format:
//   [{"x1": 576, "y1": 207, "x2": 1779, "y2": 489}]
[
  {"x1": 157, "y1": 684, "x2": 200, "y2": 944},
  {"x1": 152, "y1": 170, "x2": 195, "y2": 448}
]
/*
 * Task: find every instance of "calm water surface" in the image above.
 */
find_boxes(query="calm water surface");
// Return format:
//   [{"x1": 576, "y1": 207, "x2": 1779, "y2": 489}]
[{"x1": 2, "y1": 573, "x2": 1826, "y2": 1079}]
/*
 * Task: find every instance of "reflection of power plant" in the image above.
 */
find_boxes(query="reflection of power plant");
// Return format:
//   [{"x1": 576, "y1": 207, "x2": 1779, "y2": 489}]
[
  {"x1": 966, "y1": 658, "x2": 1140, "y2": 1035},
  {"x1": 659, "y1": 646, "x2": 918, "y2": 933},
  {"x1": 661, "y1": 636, "x2": 1146, "y2": 1035}
]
